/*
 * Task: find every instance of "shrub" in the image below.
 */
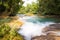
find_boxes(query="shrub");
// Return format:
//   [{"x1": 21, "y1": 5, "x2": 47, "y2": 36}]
[{"x1": 38, "y1": 0, "x2": 60, "y2": 15}]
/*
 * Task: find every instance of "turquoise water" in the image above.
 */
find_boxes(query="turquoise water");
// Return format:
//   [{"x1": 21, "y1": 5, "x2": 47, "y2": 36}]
[
  {"x1": 18, "y1": 16, "x2": 60, "y2": 40},
  {"x1": 26, "y1": 17, "x2": 60, "y2": 23}
]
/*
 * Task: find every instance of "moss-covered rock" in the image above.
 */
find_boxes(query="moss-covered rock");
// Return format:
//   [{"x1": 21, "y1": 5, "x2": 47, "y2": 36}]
[{"x1": 0, "y1": 24, "x2": 24, "y2": 40}]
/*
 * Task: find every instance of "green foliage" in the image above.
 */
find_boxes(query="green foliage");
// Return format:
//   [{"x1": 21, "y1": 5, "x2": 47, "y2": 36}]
[
  {"x1": 0, "y1": 24, "x2": 10, "y2": 37},
  {"x1": 19, "y1": 6, "x2": 26, "y2": 14},
  {"x1": 19, "y1": 2, "x2": 39, "y2": 14},
  {"x1": 8, "y1": 29, "x2": 24, "y2": 40},
  {"x1": 0, "y1": 0, "x2": 23, "y2": 16},
  {"x1": 38, "y1": 0, "x2": 60, "y2": 15},
  {"x1": 0, "y1": 24, "x2": 24, "y2": 40},
  {"x1": 0, "y1": 18, "x2": 24, "y2": 40}
]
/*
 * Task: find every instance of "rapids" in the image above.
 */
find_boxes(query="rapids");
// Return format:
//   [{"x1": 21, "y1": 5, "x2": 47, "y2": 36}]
[{"x1": 17, "y1": 15, "x2": 58, "y2": 40}]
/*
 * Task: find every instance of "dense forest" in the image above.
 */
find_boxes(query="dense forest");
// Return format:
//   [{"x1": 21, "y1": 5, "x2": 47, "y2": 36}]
[
  {"x1": 38, "y1": 0, "x2": 60, "y2": 15},
  {"x1": 0, "y1": 0, "x2": 60, "y2": 16},
  {"x1": 0, "y1": 0, "x2": 23, "y2": 16}
]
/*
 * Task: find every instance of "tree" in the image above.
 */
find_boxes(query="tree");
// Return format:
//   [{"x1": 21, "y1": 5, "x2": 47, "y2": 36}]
[
  {"x1": 19, "y1": 2, "x2": 39, "y2": 14},
  {"x1": 0, "y1": 0, "x2": 23, "y2": 16},
  {"x1": 38, "y1": 0, "x2": 60, "y2": 15}
]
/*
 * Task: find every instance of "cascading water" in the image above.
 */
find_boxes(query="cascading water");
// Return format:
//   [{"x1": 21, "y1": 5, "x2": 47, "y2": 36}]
[{"x1": 18, "y1": 15, "x2": 55, "y2": 40}]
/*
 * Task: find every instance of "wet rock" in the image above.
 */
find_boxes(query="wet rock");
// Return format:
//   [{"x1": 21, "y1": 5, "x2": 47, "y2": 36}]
[
  {"x1": 32, "y1": 35, "x2": 55, "y2": 40},
  {"x1": 32, "y1": 23, "x2": 60, "y2": 40},
  {"x1": 7, "y1": 19, "x2": 24, "y2": 29},
  {"x1": 42, "y1": 23, "x2": 60, "y2": 33}
]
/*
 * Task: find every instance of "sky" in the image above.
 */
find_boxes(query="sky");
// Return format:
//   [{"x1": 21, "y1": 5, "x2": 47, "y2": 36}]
[{"x1": 23, "y1": 0, "x2": 37, "y2": 6}]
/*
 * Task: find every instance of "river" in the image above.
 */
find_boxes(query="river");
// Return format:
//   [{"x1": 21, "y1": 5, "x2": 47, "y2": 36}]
[{"x1": 17, "y1": 15, "x2": 60, "y2": 40}]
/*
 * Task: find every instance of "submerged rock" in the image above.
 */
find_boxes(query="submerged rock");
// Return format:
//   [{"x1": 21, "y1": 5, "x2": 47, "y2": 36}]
[
  {"x1": 32, "y1": 35, "x2": 55, "y2": 40},
  {"x1": 32, "y1": 23, "x2": 60, "y2": 40},
  {"x1": 7, "y1": 20, "x2": 24, "y2": 29},
  {"x1": 6, "y1": 16, "x2": 24, "y2": 29}
]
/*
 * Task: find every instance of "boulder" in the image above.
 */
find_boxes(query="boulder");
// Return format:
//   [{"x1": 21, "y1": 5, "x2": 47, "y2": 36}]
[{"x1": 32, "y1": 23, "x2": 60, "y2": 40}]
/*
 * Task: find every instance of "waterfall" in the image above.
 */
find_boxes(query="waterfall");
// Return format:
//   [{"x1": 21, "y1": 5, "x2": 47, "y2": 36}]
[{"x1": 18, "y1": 16, "x2": 55, "y2": 40}]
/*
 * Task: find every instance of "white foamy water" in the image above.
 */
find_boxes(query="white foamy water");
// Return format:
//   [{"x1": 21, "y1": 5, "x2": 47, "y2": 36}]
[{"x1": 18, "y1": 16, "x2": 55, "y2": 40}]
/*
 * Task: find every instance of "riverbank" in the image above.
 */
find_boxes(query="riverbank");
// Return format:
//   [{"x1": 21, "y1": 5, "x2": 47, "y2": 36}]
[
  {"x1": 7, "y1": 16, "x2": 24, "y2": 29},
  {"x1": 37, "y1": 14, "x2": 60, "y2": 18},
  {"x1": 0, "y1": 16, "x2": 25, "y2": 40},
  {"x1": 0, "y1": 16, "x2": 24, "y2": 29}
]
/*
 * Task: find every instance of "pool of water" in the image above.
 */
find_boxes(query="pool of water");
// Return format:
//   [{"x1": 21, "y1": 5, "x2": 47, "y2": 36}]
[{"x1": 18, "y1": 16, "x2": 60, "y2": 40}]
